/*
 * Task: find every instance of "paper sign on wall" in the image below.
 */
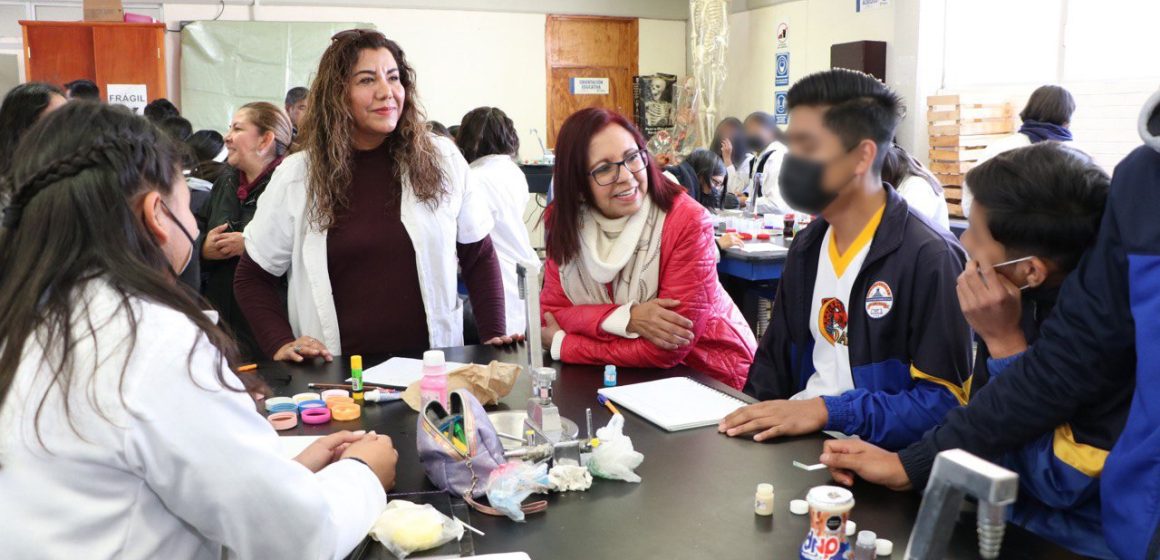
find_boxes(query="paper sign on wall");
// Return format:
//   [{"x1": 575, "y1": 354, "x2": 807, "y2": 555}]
[
  {"x1": 776, "y1": 19, "x2": 789, "y2": 50},
  {"x1": 775, "y1": 52, "x2": 790, "y2": 87},
  {"x1": 857, "y1": 0, "x2": 889, "y2": 12},
  {"x1": 774, "y1": 91, "x2": 788, "y2": 125},
  {"x1": 570, "y1": 77, "x2": 610, "y2": 95},
  {"x1": 107, "y1": 84, "x2": 148, "y2": 114}
]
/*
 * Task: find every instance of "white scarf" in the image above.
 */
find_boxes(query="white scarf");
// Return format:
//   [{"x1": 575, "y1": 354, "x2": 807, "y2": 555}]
[{"x1": 560, "y1": 194, "x2": 666, "y2": 305}]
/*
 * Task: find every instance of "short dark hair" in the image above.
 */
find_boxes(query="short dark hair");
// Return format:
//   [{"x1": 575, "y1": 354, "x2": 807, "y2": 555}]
[
  {"x1": 427, "y1": 120, "x2": 451, "y2": 138},
  {"x1": 786, "y1": 68, "x2": 904, "y2": 170},
  {"x1": 187, "y1": 129, "x2": 224, "y2": 162},
  {"x1": 456, "y1": 107, "x2": 520, "y2": 163},
  {"x1": 448, "y1": 124, "x2": 461, "y2": 139},
  {"x1": 284, "y1": 86, "x2": 309, "y2": 107},
  {"x1": 744, "y1": 111, "x2": 784, "y2": 143},
  {"x1": 159, "y1": 116, "x2": 193, "y2": 142},
  {"x1": 64, "y1": 79, "x2": 100, "y2": 101},
  {"x1": 1019, "y1": 85, "x2": 1075, "y2": 126},
  {"x1": 966, "y1": 142, "x2": 1108, "y2": 272},
  {"x1": 143, "y1": 98, "x2": 179, "y2": 122},
  {"x1": 684, "y1": 148, "x2": 726, "y2": 189},
  {"x1": 0, "y1": 82, "x2": 64, "y2": 178}
]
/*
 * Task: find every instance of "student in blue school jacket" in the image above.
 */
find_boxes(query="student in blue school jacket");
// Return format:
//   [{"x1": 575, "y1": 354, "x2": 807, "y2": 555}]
[
  {"x1": 719, "y1": 69, "x2": 973, "y2": 451},
  {"x1": 819, "y1": 90, "x2": 1160, "y2": 560}
]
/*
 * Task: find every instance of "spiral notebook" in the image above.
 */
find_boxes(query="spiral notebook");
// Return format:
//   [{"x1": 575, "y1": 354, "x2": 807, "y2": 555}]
[{"x1": 597, "y1": 377, "x2": 748, "y2": 432}]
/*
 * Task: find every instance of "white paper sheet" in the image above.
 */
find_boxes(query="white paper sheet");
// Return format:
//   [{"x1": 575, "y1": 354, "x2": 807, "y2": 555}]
[
  {"x1": 351, "y1": 357, "x2": 466, "y2": 388},
  {"x1": 738, "y1": 242, "x2": 789, "y2": 254}
]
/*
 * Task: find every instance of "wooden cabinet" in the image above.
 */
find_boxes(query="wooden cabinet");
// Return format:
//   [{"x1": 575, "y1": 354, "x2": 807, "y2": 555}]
[{"x1": 19, "y1": 21, "x2": 166, "y2": 102}]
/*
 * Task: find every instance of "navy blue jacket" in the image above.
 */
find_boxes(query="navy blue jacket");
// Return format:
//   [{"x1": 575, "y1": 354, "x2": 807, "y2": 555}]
[
  {"x1": 743, "y1": 186, "x2": 972, "y2": 450},
  {"x1": 898, "y1": 143, "x2": 1160, "y2": 559}
]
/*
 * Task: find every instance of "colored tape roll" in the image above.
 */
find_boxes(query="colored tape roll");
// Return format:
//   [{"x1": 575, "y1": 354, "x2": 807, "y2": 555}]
[
  {"x1": 301, "y1": 407, "x2": 332, "y2": 425},
  {"x1": 297, "y1": 399, "x2": 328, "y2": 411},
  {"x1": 325, "y1": 396, "x2": 355, "y2": 409},
  {"x1": 292, "y1": 392, "x2": 321, "y2": 404},
  {"x1": 267, "y1": 411, "x2": 298, "y2": 431},
  {"x1": 320, "y1": 389, "x2": 350, "y2": 400},
  {"x1": 264, "y1": 396, "x2": 294, "y2": 412},
  {"x1": 331, "y1": 403, "x2": 361, "y2": 422}
]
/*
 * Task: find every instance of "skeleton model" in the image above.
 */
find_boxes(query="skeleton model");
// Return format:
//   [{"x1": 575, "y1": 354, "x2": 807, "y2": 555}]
[
  {"x1": 644, "y1": 77, "x2": 673, "y2": 128},
  {"x1": 689, "y1": 0, "x2": 729, "y2": 145}
]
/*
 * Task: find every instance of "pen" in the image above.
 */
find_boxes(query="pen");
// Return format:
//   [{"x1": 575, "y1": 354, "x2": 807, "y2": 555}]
[{"x1": 597, "y1": 394, "x2": 620, "y2": 416}]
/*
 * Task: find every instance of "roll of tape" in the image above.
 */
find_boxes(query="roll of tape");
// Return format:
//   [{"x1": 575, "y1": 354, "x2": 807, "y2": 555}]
[
  {"x1": 292, "y1": 392, "x2": 321, "y2": 404},
  {"x1": 331, "y1": 403, "x2": 361, "y2": 422},
  {"x1": 267, "y1": 411, "x2": 298, "y2": 431},
  {"x1": 301, "y1": 407, "x2": 332, "y2": 425},
  {"x1": 325, "y1": 396, "x2": 355, "y2": 409},
  {"x1": 264, "y1": 396, "x2": 294, "y2": 412},
  {"x1": 320, "y1": 389, "x2": 350, "y2": 400},
  {"x1": 297, "y1": 399, "x2": 328, "y2": 411}
]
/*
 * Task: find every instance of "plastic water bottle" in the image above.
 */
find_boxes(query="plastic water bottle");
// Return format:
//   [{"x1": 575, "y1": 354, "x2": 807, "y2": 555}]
[{"x1": 419, "y1": 350, "x2": 449, "y2": 410}]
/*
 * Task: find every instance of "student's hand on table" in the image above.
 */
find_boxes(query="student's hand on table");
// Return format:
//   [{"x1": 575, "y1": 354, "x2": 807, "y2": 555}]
[
  {"x1": 541, "y1": 312, "x2": 562, "y2": 350},
  {"x1": 957, "y1": 259, "x2": 1028, "y2": 359},
  {"x1": 627, "y1": 299, "x2": 695, "y2": 350},
  {"x1": 342, "y1": 432, "x2": 399, "y2": 490},
  {"x1": 819, "y1": 439, "x2": 913, "y2": 491},
  {"x1": 214, "y1": 231, "x2": 246, "y2": 259},
  {"x1": 273, "y1": 336, "x2": 334, "y2": 363},
  {"x1": 721, "y1": 138, "x2": 733, "y2": 164},
  {"x1": 718, "y1": 398, "x2": 828, "y2": 441},
  {"x1": 484, "y1": 333, "x2": 526, "y2": 346},
  {"x1": 717, "y1": 232, "x2": 744, "y2": 251},
  {"x1": 293, "y1": 430, "x2": 369, "y2": 473}
]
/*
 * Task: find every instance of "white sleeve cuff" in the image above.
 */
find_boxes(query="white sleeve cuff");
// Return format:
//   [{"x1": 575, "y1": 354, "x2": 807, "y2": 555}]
[
  {"x1": 550, "y1": 330, "x2": 567, "y2": 361},
  {"x1": 600, "y1": 303, "x2": 640, "y2": 339}
]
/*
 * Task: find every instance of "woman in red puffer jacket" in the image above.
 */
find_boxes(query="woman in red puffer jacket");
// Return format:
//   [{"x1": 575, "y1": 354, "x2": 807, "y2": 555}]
[{"x1": 539, "y1": 107, "x2": 756, "y2": 389}]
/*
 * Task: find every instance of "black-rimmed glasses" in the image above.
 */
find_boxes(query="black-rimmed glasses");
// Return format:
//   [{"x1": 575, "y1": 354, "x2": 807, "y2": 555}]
[{"x1": 590, "y1": 149, "x2": 648, "y2": 186}]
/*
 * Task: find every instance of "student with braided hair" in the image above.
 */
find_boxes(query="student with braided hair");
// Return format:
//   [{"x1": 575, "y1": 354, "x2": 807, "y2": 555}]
[{"x1": 0, "y1": 103, "x2": 398, "y2": 559}]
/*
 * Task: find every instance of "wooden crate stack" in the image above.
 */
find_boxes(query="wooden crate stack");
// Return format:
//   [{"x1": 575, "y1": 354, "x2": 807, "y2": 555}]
[{"x1": 927, "y1": 94, "x2": 1014, "y2": 218}]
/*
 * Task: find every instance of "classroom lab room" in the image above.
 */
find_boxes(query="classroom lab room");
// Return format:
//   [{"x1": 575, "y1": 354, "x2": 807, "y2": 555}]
[{"x1": 1, "y1": 0, "x2": 1158, "y2": 558}]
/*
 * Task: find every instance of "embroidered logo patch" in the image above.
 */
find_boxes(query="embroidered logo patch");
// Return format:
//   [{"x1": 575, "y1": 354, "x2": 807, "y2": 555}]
[
  {"x1": 818, "y1": 297, "x2": 849, "y2": 346},
  {"x1": 865, "y1": 281, "x2": 894, "y2": 319}
]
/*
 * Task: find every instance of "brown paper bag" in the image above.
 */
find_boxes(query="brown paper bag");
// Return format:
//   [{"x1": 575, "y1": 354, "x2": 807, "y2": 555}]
[{"x1": 402, "y1": 360, "x2": 521, "y2": 412}]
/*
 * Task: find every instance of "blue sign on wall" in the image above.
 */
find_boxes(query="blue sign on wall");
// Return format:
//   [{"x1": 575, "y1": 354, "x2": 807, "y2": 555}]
[
  {"x1": 775, "y1": 52, "x2": 790, "y2": 87},
  {"x1": 774, "y1": 91, "x2": 788, "y2": 125}
]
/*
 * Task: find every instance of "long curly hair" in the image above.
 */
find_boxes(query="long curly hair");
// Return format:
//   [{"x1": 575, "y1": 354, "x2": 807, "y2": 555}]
[{"x1": 298, "y1": 30, "x2": 445, "y2": 230}]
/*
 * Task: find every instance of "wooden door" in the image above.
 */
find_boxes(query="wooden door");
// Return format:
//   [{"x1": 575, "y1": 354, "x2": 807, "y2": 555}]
[
  {"x1": 21, "y1": 23, "x2": 96, "y2": 85},
  {"x1": 545, "y1": 16, "x2": 638, "y2": 147},
  {"x1": 92, "y1": 24, "x2": 166, "y2": 100}
]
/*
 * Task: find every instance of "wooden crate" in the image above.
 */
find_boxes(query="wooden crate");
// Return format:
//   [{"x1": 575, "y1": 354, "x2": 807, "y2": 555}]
[{"x1": 926, "y1": 93, "x2": 1014, "y2": 219}]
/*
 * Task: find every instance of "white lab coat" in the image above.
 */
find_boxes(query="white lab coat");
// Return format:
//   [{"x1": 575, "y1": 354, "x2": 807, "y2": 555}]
[
  {"x1": 960, "y1": 132, "x2": 1034, "y2": 217},
  {"x1": 896, "y1": 175, "x2": 951, "y2": 231},
  {"x1": 469, "y1": 154, "x2": 539, "y2": 334},
  {"x1": 244, "y1": 135, "x2": 494, "y2": 354},
  {"x1": 746, "y1": 140, "x2": 790, "y2": 215},
  {"x1": 0, "y1": 281, "x2": 385, "y2": 560},
  {"x1": 726, "y1": 152, "x2": 755, "y2": 196}
]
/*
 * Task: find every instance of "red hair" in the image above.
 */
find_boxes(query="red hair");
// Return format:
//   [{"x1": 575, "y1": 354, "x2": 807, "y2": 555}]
[{"x1": 545, "y1": 108, "x2": 683, "y2": 264}]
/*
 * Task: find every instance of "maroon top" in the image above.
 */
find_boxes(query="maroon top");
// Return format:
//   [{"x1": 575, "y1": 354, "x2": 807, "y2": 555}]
[{"x1": 234, "y1": 143, "x2": 506, "y2": 358}]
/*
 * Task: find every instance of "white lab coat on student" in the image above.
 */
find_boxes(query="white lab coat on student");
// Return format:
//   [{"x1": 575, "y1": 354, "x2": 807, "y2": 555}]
[
  {"x1": 960, "y1": 132, "x2": 1034, "y2": 217},
  {"x1": 0, "y1": 281, "x2": 385, "y2": 560},
  {"x1": 896, "y1": 175, "x2": 951, "y2": 231},
  {"x1": 746, "y1": 140, "x2": 790, "y2": 215},
  {"x1": 244, "y1": 135, "x2": 494, "y2": 355},
  {"x1": 469, "y1": 154, "x2": 539, "y2": 334},
  {"x1": 726, "y1": 152, "x2": 755, "y2": 196}
]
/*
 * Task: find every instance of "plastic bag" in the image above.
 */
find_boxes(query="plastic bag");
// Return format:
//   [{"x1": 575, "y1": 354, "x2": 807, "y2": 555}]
[
  {"x1": 484, "y1": 461, "x2": 550, "y2": 522},
  {"x1": 587, "y1": 414, "x2": 645, "y2": 483},
  {"x1": 368, "y1": 500, "x2": 464, "y2": 559}
]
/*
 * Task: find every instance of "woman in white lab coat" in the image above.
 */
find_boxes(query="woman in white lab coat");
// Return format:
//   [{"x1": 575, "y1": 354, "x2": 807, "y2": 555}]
[
  {"x1": 236, "y1": 30, "x2": 519, "y2": 362},
  {"x1": 0, "y1": 103, "x2": 398, "y2": 559},
  {"x1": 881, "y1": 143, "x2": 950, "y2": 231},
  {"x1": 457, "y1": 106, "x2": 540, "y2": 334}
]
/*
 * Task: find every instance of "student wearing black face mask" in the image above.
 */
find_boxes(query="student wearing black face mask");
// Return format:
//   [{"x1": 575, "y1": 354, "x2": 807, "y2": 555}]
[
  {"x1": 818, "y1": 142, "x2": 1123, "y2": 559},
  {"x1": 737, "y1": 112, "x2": 789, "y2": 214},
  {"x1": 719, "y1": 69, "x2": 972, "y2": 451}
]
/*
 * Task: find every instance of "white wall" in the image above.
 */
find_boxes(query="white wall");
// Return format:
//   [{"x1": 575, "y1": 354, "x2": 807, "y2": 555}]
[{"x1": 161, "y1": 3, "x2": 686, "y2": 162}]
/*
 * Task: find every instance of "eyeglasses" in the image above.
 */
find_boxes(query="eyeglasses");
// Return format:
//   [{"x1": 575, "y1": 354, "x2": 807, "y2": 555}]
[
  {"x1": 590, "y1": 149, "x2": 649, "y2": 186},
  {"x1": 331, "y1": 28, "x2": 379, "y2": 42}
]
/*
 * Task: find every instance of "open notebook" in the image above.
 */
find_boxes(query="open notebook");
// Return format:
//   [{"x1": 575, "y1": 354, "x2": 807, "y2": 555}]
[{"x1": 597, "y1": 377, "x2": 748, "y2": 432}]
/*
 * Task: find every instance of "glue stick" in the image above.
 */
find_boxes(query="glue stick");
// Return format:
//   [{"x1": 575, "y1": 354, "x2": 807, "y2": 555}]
[{"x1": 350, "y1": 355, "x2": 364, "y2": 403}]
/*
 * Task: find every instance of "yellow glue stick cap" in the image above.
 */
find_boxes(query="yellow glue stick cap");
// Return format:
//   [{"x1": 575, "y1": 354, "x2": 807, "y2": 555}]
[{"x1": 351, "y1": 355, "x2": 362, "y2": 370}]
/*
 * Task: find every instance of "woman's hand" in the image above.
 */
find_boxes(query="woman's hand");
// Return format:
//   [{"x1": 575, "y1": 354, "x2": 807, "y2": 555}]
[
  {"x1": 721, "y1": 137, "x2": 733, "y2": 164},
  {"x1": 484, "y1": 333, "x2": 526, "y2": 346},
  {"x1": 340, "y1": 432, "x2": 399, "y2": 491},
  {"x1": 716, "y1": 232, "x2": 744, "y2": 251},
  {"x1": 273, "y1": 336, "x2": 334, "y2": 363},
  {"x1": 293, "y1": 430, "x2": 369, "y2": 473},
  {"x1": 201, "y1": 223, "x2": 231, "y2": 260},
  {"x1": 627, "y1": 299, "x2": 694, "y2": 350},
  {"x1": 541, "y1": 312, "x2": 562, "y2": 350},
  {"x1": 214, "y1": 231, "x2": 246, "y2": 259}
]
